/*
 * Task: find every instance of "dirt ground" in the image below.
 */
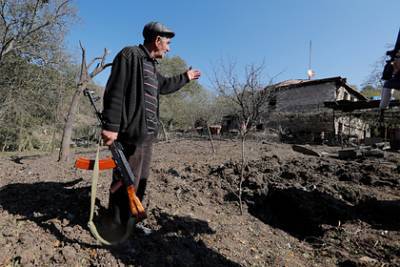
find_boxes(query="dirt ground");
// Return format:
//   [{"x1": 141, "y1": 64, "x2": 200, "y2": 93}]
[{"x1": 0, "y1": 138, "x2": 399, "y2": 266}]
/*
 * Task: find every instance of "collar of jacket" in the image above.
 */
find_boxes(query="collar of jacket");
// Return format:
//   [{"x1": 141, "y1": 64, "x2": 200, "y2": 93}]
[{"x1": 139, "y1": 44, "x2": 159, "y2": 64}]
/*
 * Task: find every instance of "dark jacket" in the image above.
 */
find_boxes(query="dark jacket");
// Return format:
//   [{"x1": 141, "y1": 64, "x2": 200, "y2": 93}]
[{"x1": 102, "y1": 45, "x2": 189, "y2": 144}]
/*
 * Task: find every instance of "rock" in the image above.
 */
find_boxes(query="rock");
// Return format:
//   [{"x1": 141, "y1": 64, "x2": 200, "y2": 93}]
[
  {"x1": 20, "y1": 248, "x2": 36, "y2": 265},
  {"x1": 372, "y1": 142, "x2": 391, "y2": 150},
  {"x1": 2, "y1": 227, "x2": 15, "y2": 237},
  {"x1": 359, "y1": 256, "x2": 378, "y2": 264},
  {"x1": 317, "y1": 164, "x2": 335, "y2": 173},
  {"x1": 52, "y1": 251, "x2": 64, "y2": 263},
  {"x1": 362, "y1": 148, "x2": 384, "y2": 158},
  {"x1": 281, "y1": 170, "x2": 297, "y2": 180},
  {"x1": 62, "y1": 245, "x2": 77, "y2": 264},
  {"x1": 184, "y1": 166, "x2": 192, "y2": 172},
  {"x1": 19, "y1": 233, "x2": 36, "y2": 245},
  {"x1": 360, "y1": 175, "x2": 374, "y2": 185},
  {"x1": 167, "y1": 168, "x2": 180, "y2": 177},
  {"x1": 292, "y1": 145, "x2": 321, "y2": 157},
  {"x1": 63, "y1": 226, "x2": 74, "y2": 234},
  {"x1": 338, "y1": 149, "x2": 361, "y2": 160}
]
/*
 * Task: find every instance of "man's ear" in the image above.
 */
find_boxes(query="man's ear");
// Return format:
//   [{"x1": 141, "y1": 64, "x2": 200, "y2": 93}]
[{"x1": 154, "y1": 36, "x2": 163, "y2": 49}]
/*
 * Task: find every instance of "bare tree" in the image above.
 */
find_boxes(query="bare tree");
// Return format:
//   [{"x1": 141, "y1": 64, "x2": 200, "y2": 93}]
[
  {"x1": 213, "y1": 60, "x2": 272, "y2": 214},
  {"x1": 58, "y1": 42, "x2": 111, "y2": 161},
  {"x1": 0, "y1": 0, "x2": 76, "y2": 64},
  {"x1": 363, "y1": 54, "x2": 400, "y2": 100},
  {"x1": 362, "y1": 56, "x2": 386, "y2": 89}
]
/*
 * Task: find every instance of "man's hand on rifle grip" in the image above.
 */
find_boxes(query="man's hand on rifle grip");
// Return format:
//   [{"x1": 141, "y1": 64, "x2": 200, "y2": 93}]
[{"x1": 101, "y1": 129, "x2": 118, "y2": 146}]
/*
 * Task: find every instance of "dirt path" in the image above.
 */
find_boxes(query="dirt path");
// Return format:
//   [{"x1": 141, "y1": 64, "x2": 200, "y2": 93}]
[{"x1": 0, "y1": 139, "x2": 399, "y2": 266}]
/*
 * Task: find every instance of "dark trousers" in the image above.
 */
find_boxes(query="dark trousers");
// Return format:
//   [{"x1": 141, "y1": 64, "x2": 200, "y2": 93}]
[{"x1": 109, "y1": 136, "x2": 154, "y2": 223}]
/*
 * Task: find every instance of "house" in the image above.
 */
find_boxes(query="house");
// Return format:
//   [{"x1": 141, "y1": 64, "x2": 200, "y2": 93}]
[{"x1": 263, "y1": 76, "x2": 368, "y2": 143}]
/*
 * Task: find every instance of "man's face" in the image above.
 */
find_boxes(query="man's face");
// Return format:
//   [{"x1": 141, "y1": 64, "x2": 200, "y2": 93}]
[{"x1": 154, "y1": 36, "x2": 171, "y2": 58}]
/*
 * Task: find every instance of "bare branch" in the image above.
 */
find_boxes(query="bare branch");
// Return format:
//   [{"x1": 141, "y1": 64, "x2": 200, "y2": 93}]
[
  {"x1": 213, "y1": 58, "x2": 270, "y2": 124},
  {"x1": 23, "y1": 0, "x2": 41, "y2": 38},
  {"x1": 0, "y1": 0, "x2": 75, "y2": 63},
  {"x1": 23, "y1": 0, "x2": 71, "y2": 39},
  {"x1": 90, "y1": 48, "x2": 110, "y2": 78},
  {"x1": 87, "y1": 57, "x2": 103, "y2": 70}
]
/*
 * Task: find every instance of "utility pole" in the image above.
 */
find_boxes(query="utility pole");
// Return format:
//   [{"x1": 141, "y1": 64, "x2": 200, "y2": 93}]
[{"x1": 307, "y1": 40, "x2": 315, "y2": 80}]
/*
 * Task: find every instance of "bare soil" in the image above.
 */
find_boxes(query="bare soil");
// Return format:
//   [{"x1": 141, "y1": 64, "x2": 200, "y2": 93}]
[{"x1": 0, "y1": 139, "x2": 399, "y2": 266}]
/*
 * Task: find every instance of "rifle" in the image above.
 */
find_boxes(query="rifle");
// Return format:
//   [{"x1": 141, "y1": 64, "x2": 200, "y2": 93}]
[
  {"x1": 382, "y1": 28, "x2": 400, "y2": 86},
  {"x1": 76, "y1": 89, "x2": 146, "y2": 222}
]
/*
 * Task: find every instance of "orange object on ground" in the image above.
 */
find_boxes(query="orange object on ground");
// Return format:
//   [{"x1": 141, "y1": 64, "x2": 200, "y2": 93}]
[{"x1": 75, "y1": 157, "x2": 116, "y2": 170}]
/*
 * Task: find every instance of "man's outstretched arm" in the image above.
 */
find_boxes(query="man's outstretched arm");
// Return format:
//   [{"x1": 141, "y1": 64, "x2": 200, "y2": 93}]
[{"x1": 158, "y1": 68, "x2": 201, "y2": 95}]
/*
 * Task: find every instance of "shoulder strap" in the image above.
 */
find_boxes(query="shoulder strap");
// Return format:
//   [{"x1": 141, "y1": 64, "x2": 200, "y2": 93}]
[{"x1": 87, "y1": 143, "x2": 135, "y2": 245}]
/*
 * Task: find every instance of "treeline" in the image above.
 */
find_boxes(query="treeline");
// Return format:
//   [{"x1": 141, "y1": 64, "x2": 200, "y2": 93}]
[
  {"x1": 0, "y1": 53, "x2": 78, "y2": 151},
  {"x1": 0, "y1": 51, "x2": 232, "y2": 152},
  {"x1": 0, "y1": 0, "x2": 233, "y2": 152},
  {"x1": 8, "y1": 1, "x2": 396, "y2": 153},
  {"x1": 0, "y1": 0, "x2": 79, "y2": 152},
  {"x1": 157, "y1": 56, "x2": 233, "y2": 130}
]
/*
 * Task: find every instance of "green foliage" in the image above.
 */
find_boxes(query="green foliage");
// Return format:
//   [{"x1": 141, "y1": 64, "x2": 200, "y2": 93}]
[
  {"x1": 208, "y1": 94, "x2": 238, "y2": 122},
  {"x1": 0, "y1": 53, "x2": 78, "y2": 151},
  {"x1": 158, "y1": 56, "x2": 215, "y2": 129},
  {"x1": 0, "y1": 0, "x2": 79, "y2": 152},
  {"x1": 360, "y1": 85, "x2": 381, "y2": 99}
]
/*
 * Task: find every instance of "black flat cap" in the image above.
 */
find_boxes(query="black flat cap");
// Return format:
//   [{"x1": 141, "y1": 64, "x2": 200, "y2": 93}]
[{"x1": 143, "y1": 21, "x2": 175, "y2": 40}]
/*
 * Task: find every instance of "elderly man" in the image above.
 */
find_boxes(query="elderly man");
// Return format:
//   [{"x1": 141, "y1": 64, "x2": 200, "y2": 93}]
[{"x1": 101, "y1": 21, "x2": 201, "y2": 231}]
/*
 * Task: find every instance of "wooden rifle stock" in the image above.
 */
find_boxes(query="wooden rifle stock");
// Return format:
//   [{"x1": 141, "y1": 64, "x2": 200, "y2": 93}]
[{"x1": 109, "y1": 141, "x2": 147, "y2": 221}]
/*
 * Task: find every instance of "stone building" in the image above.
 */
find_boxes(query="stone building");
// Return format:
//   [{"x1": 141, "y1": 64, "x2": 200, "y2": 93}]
[{"x1": 263, "y1": 76, "x2": 368, "y2": 143}]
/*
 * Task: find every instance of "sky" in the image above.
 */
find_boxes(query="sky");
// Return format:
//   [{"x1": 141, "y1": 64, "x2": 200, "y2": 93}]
[{"x1": 67, "y1": 0, "x2": 400, "y2": 92}]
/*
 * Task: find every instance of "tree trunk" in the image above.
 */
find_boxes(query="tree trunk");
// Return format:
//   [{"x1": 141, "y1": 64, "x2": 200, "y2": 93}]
[
  {"x1": 17, "y1": 114, "x2": 25, "y2": 152},
  {"x1": 159, "y1": 120, "x2": 168, "y2": 141},
  {"x1": 239, "y1": 134, "x2": 245, "y2": 215},
  {"x1": 58, "y1": 84, "x2": 85, "y2": 161},
  {"x1": 57, "y1": 43, "x2": 110, "y2": 161},
  {"x1": 206, "y1": 124, "x2": 215, "y2": 154}
]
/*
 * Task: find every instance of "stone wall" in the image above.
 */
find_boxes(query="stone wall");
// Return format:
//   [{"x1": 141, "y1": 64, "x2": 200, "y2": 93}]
[
  {"x1": 335, "y1": 116, "x2": 370, "y2": 140},
  {"x1": 270, "y1": 82, "x2": 336, "y2": 113}
]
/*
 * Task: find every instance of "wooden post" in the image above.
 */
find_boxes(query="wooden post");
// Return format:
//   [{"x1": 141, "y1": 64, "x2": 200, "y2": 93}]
[
  {"x1": 206, "y1": 124, "x2": 215, "y2": 154},
  {"x1": 159, "y1": 120, "x2": 168, "y2": 142}
]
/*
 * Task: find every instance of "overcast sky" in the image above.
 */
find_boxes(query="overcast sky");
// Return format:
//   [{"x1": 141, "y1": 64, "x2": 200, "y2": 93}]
[{"x1": 67, "y1": 0, "x2": 399, "y2": 91}]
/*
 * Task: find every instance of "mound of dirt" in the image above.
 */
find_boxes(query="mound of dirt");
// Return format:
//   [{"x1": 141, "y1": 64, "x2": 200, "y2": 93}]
[{"x1": 0, "y1": 139, "x2": 399, "y2": 266}]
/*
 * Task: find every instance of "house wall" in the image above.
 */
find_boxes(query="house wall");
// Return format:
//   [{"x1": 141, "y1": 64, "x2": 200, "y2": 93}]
[
  {"x1": 265, "y1": 82, "x2": 337, "y2": 141},
  {"x1": 271, "y1": 82, "x2": 336, "y2": 113}
]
